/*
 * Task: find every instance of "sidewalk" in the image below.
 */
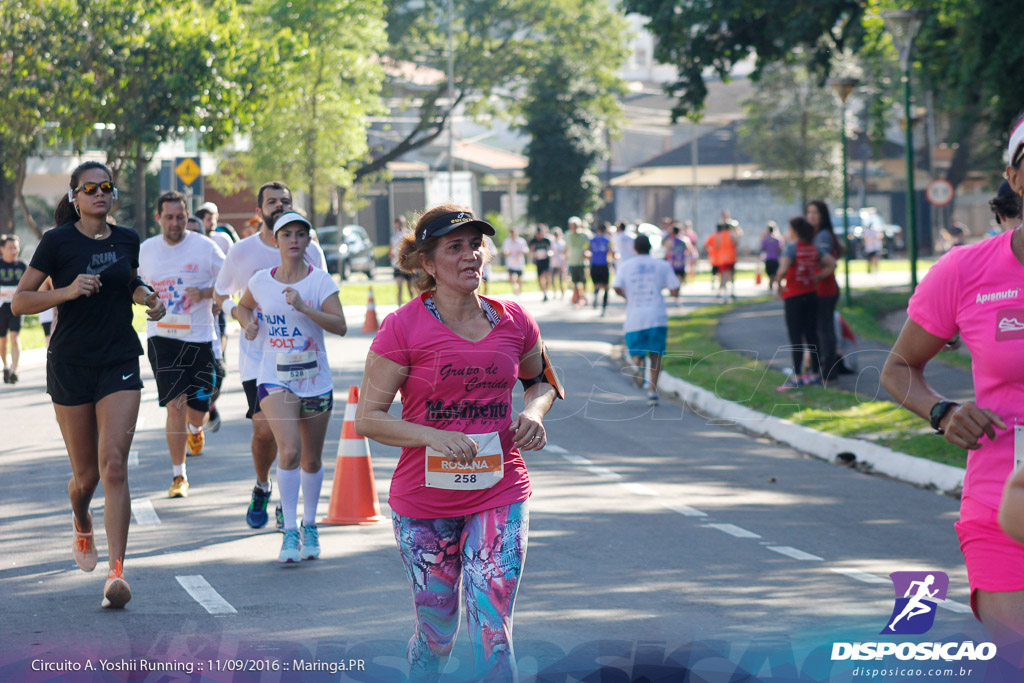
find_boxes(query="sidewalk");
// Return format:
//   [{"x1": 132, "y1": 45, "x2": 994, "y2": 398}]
[{"x1": 716, "y1": 299, "x2": 975, "y2": 404}]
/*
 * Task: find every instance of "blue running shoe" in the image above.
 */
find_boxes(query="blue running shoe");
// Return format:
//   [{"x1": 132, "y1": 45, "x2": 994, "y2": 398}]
[
  {"x1": 275, "y1": 504, "x2": 284, "y2": 532},
  {"x1": 300, "y1": 522, "x2": 321, "y2": 560},
  {"x1": 246, "y1": 483, "x2": 271, "y2": 529},
  {"x1": 279, "y1": 529, "x2": 301, "y2": 564}
]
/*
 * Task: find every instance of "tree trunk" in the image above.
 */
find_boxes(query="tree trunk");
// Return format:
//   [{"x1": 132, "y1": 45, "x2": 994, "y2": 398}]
[
  {"x1": 134, "y1": 140, "x2": 147, "y2": 238},
  {"x1": 0, "y1": 171, "x2": 16, "y2": 233},
  {"x1": 14, "y1": 159, "x2": 42, "y2": 238}
]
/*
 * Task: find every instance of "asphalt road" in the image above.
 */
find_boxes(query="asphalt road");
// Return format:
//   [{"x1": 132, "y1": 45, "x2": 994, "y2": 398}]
[{"x1": 0, "y1": 286, "x2": 1000, "y2": 682}]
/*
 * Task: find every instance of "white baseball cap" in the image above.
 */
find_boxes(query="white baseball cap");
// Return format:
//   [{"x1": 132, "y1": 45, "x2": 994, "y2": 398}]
[
  {"x1": 1008, "y1": 119, "x2": 1024, "y2": 167},
  {"x1": 271, "y1": 211, "x2": 312, "y2": 236},
  {"x1": 197, "y1": 201, "x2": 219, "y2": 214}
]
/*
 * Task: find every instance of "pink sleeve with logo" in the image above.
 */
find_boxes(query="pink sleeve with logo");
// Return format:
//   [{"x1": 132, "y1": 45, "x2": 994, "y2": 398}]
[{"x1": 907, "y1": 250, "x2": 960, "y2": 340}]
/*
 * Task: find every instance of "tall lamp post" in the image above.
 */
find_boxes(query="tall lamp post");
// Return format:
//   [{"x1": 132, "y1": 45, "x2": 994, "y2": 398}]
[
  {"x1": 883, "y1": 8, "x2": 925, "y2": 292},
  {"x1": 830, "y1": 77, "x2": 859, "y2": 307}
]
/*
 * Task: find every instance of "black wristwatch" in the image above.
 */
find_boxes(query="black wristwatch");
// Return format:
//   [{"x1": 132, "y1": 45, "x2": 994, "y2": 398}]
[{"x1": 929, "y1": 400, "x2": 959, "y2": 433}]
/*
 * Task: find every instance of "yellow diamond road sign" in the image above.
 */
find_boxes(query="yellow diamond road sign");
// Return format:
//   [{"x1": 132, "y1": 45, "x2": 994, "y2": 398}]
[{"x1": 175, "y1": 158, "x2": 201, "y2": 187}]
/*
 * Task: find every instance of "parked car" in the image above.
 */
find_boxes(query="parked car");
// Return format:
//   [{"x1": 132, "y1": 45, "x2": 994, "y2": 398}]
[
  {"x1": 315, "y1": 224, "x2": 376, "y2": 280},
  {"x1": 831, "y1": 208, "x2": 898, "y2": 259},
  {"x1": 635, "y1": 222, "x2": 665, "y2": 258}
]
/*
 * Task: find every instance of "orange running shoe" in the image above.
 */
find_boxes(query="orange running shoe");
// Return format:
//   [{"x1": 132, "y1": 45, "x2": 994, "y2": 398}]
[
  {"x1": 186, "y1": 426, "x2": 205, "y2": 456},
  {"x1": 72, "y1": 513, "x2": 97, "y2": 572},
  {"x1": 101, "y1": 559, "x2": 131, "y2": 609}
]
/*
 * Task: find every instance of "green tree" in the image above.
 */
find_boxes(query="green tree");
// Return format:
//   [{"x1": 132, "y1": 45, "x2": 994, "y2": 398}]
[
  {"x1": 625, "y1": 0, "x2": 1024, "y2": 199},
  {"x1": 354, "y1": 0, "x2": 628, "y2": 186},
  {"x1": 213, "y1": 0, "x2": 386, "y2": 226},
  {"x1": 523, "y1": 56, "x2": 607, "y2": 226},
  {"x1": 739, "y1": 63, "x2": 840, "y2": 208},
  {"x1": 623, "y1": 0, "x2": 865, "y2": 121},
  {"x1": 0, "y1": 0, "x2": 100, "y2": 234},
  {"x1": 98, "y1": 0, "x2": 263, "y2": 236}
]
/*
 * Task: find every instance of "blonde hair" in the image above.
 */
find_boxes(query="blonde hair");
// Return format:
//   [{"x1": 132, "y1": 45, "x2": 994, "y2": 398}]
[{"x1": 397, "y1": 203, "x2": 492, "y2": 292}]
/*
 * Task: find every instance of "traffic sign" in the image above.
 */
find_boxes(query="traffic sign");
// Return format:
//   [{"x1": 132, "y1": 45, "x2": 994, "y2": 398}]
[
  {"x1": 926, "y1": 178, "x2": 954, "y2": 207},
  {"x1": 174, "y1": 156, "x2": 203, "y2": 196}
]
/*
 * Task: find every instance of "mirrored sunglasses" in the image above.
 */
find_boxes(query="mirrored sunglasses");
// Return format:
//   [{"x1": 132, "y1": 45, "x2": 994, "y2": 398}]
[{"x1": 75, "y1": 181, "x2": 115, "y2": 195}]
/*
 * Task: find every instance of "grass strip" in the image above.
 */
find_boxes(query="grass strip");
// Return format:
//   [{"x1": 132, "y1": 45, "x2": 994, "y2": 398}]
[{"x1": 663, "y1": 301, "x2": 967, "y2": 469}]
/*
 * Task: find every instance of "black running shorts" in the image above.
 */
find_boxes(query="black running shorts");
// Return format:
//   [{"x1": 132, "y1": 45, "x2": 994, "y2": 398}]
[
  {"x1": 146, "y1": 336, "x2": 218, "y2": 411},
  {"x1": 47, "y1": 357, "x2": 143, "y2": 406}
]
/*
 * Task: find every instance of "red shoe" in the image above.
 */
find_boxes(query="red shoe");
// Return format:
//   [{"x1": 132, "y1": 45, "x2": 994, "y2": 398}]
[
  {"x1": 72, "y1": 513, "x2": 97, "y2": 572},
  {"x1": 101, "y1": 559, "x2": 131, "y2": 609}
]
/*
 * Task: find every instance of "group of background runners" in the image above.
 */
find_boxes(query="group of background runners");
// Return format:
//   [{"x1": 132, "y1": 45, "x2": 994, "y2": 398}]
[{"x1": 9, "y1": 166, "x2": 350, "y2": 606}]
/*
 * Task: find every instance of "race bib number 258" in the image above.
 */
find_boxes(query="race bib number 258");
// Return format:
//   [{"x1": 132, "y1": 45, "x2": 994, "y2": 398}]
[{"x1": 425, "y1": 431, "x2": 503, "y2": 490}]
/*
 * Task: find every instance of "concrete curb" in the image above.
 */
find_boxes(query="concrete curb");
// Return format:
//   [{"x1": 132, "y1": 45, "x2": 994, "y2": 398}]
[{"x1": 650, "y1": 362, "x2": 966, "y2": 496}]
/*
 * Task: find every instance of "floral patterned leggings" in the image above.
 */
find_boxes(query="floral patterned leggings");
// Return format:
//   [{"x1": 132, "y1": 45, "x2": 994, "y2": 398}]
[{"x1": 392, "y1": 501, "x2": 529, "y2": 681}]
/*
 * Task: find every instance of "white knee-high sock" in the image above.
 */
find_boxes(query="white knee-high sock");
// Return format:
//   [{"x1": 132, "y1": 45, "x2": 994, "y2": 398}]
[
  {"x1": 301, "y1": 466, "x2": 324, "y2": 526},
  {"x1": 276, "y1": 465, "x2": 301, "y2": 530}
]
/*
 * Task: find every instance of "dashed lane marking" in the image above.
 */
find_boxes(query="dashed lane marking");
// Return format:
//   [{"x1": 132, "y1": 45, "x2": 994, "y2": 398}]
[
  {"x1": 131, "y1": 499, "x2": 161, "y2": 526},
  {"x1": 545, "y1": 444, "x2": 569, "y2": 454},
  {"x1": 703, "y1": 523, "x2": 761, "y2": 539},
  {"x1": 768, "y1": 546, "x2": 823, "y2": 561},
  {"x1": 176, "y1": 575, "x2": 237, "y2": 615},
  {"x1": 662, "y1": 502, "x2": 708, "y2": 517},
  {"x1": 830, "y1": 568, "x2": 889, "y2": 584},
  {"x1": 620, "y1": 482, "x2": 658, "y2": 496},
  {"x1": 560, "y1": 453, "x2": 592, "y2": 466},
  {"x1": 586, "y1": 466, "x2": 622, "y2": 480}
]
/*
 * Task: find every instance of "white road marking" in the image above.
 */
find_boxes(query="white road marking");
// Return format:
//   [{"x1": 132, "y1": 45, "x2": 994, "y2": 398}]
[
  {"x1": 586, "y1": 466, "x2": 621, "y2": 480},
  {"x1": 662, "y1": 502, "x2": 708, "y2": 517},
  {"x1": 768, "y1": 546, "x2": 823, "y2": 561},
  {"x1": 127, "y1": 450, "x2": 139, "y2": 467},
  {"x1": 131, "y1": 499, "x2": 161, "y2": 526},
  {"x1": 176, "y1": 575, "x2": 237, "y2": 615},
  {"x1": 135, "y1": 416, "x2": 146, "y2": 432},
  {"x1": 703, "y1": 523, "x2": 761, "y2": 539},
  {"x1": 830, "y1": 568, "x2": 889, "y2": 584},
  {"x1": 142, "y1": 391, "x2": 159, "y2": 402},
  {"x1": 545, "y1": 444, "x2": 569, "y2": 454},
  {"x1": 939, "y1": 600, "x2": 974, "y2": 614},
  {"x1": 560, "y1": 453, "x2": 592, "y2": 466},
  {"x1": 620, "y1": 482, "x2": 658, "y2": 496}
]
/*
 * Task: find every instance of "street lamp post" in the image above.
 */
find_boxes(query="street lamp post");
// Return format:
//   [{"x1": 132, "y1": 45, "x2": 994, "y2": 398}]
[
  {"x1": 830, "y1": 77, "x2": 859, "y2": 307},
  {"x1": 883, "y1": 8, "x2": 925, "y2": 292}
]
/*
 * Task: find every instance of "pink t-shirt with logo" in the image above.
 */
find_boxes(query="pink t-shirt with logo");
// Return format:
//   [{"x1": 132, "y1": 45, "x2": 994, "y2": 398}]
[
  {"x1": 369, "y1": 294, "x2": 541, "y2": 518},
  {"x1": 908, "y1": 230, "x2": 1024, "y2": 510}
]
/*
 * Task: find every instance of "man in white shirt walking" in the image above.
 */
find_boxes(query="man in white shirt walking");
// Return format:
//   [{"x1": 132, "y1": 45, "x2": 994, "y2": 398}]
[{"x1": 613, "y1": 234, "x2": 679, "y2": 405}]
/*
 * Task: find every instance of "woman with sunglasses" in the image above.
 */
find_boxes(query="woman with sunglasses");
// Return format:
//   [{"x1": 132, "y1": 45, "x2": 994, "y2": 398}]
[
  {"x1": 12, "y1": 161, "x2": 164, "y2": 608},
  {"x1": 356, "y1": 204, "x2": 558, "y2": 681},
  {"x1": 883, "y1": 113, "x2": 1024, "y2": 649}
]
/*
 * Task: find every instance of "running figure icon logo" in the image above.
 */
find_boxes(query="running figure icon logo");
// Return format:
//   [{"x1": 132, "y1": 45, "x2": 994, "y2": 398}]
[{"x1": 881, "y1": 571, "x2": 949, "y2": 635}]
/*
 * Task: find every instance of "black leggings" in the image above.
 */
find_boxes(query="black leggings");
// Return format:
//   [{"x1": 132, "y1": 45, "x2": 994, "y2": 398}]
[
  {"x1": 816, "y1": 294, "x2": 838, "y2": 377},
  {"x1": 784, "y1": 293, "x2": 819, "y2": 375}
]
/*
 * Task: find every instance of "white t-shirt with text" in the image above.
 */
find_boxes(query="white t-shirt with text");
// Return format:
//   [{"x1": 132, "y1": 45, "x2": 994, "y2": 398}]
[
  {"x1": 139, "y1": 231, "x2": 225, "y2": 343},
  {"x1": 613, "y1": 255, "x2": 679, "y2": 333},
  {"x1": 215, "y1": 231, "x2": 327, "y2": 381}
]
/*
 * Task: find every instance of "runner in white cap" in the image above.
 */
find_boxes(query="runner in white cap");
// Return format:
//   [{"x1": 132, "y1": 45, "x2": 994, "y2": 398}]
[
  {"x1": 214, "y1": 182, "x2": 327, "y2": 530},
  {"x1": 235, "y1": 211, "x2": 346, "y2": 563}
]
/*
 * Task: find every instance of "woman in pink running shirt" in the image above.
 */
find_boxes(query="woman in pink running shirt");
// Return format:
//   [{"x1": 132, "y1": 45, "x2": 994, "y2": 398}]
[
  {"x1": 883, "y1": 113, "x2": 1024, "y2": 647},
  {"x1": 356, "y1": 204, "x2": 558, "y2": 681}
]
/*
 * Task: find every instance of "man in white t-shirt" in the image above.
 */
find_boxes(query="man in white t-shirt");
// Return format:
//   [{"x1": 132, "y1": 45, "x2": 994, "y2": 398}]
[
  {"x1": 140, "y1": 192, "x2": 226, "y2": 498},
  {"x1": 612, "y1": 222, "x2": 637, "y2": 263},
  {"x1": 613, "y1": 233, "x2": 679, "y2": 405},
  {"x1": 502, "y1": 229, "x2": 528, "y2": 296},
  {"x1": 214, "y1": 181, "x2": 327, "y2": 529}
]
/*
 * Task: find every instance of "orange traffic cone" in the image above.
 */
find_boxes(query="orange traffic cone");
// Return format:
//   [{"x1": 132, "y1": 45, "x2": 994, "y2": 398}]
[
  {"x1": 322, "y1": 386, "x2": 385, "y2": 525},
  {"x1": 362, "y1": 287, "x2": 379, "y2": 333}
]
